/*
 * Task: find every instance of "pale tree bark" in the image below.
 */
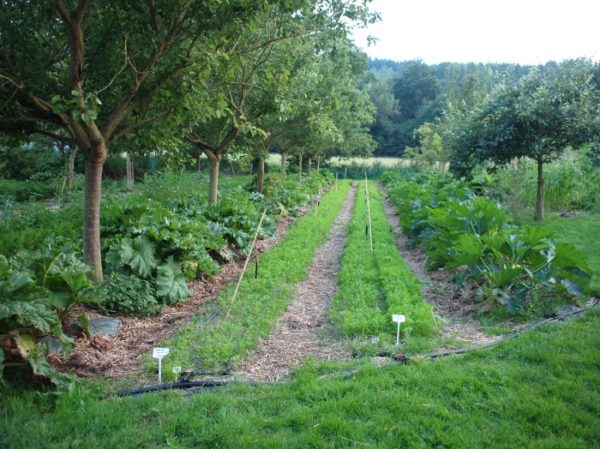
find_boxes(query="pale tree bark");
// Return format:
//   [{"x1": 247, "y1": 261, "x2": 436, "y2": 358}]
[
  {"x1": 126, "y1": 152, "x2": 134, "y2": 192},
  {"x1": 534, "y1": 157, "x2": 544, "y2": 221},
  {"x1": 298, "y1": 152, "x2": 303, "y2": 181},
  {"x1": 205, "y1": 148, "x2": 221, "y2": 206},
  {"x1": 256, "y1": 155, "x2": 265, "y2": 193},
  {"x1": 316, "y1": 154, "x2": 321, "y2": 173},
  {"x1": 307, "y1": 156, "x2": 312, "y2": 176}
]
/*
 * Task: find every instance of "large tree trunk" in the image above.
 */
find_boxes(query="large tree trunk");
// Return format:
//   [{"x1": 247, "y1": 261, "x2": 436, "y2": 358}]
[
  {"x1": 307, "y1": 156, "x2": 312, "y2": 176},
  {"x1": 83, "y1": 146, "x2": 106, "y2": 283},
  {"x1": 280, "y1": 151, "x2": 287, "y2": 178},
  {"x1": 256, "y1": 156, "x2": 265, "y2": 193},
  {"x1": 205, "y1": 149, "x2": 221, "y2": 206},
  {"x1": 67, "y1": 146, "x2": 77, "y2": 190},
  {"x1": 126, "y1": 152, "x2": 134, "y2": 192},
  {"x1": 534, "y1": 157, "x2": 544, "y2": 221},
  {"x1": 298, "y1": 152, "x2": 303, "y2": 181}
]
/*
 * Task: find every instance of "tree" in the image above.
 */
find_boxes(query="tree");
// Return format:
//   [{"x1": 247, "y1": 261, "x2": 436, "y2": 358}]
[
  {"x1": 0, "y1": 1, "x2": 268, "y2": 281},
  {"x1": 404, "y1": 122, "x2": 449, "y2": 175},
  {"x1": 456, "y1": 62, "x2": 600, "y2": 220}
]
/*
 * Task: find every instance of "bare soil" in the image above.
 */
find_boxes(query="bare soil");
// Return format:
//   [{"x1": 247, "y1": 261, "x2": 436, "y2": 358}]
[{"x1": 236, "y1": 185, "x2": 357, "y2": 381}]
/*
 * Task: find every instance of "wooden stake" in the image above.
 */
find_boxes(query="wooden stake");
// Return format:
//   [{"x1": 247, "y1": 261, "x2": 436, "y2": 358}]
[
  {"x1": 365, "y1": 172, "x2": 373, "y2": 255},
  {"x1": 225, "y1": 209, "x2": 267, "y2": 319}
]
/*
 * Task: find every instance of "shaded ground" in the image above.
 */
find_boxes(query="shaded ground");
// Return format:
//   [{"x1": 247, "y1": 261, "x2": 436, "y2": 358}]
[
  {"x1": 51, "y1": 204, "x2": 316, "y2": 380},
  {"x1": 378, "y1": 185, "x2": 506, "y2": 347},
  {"x1": 236, "y1": 186, "x2": 357, "y2": 381}
]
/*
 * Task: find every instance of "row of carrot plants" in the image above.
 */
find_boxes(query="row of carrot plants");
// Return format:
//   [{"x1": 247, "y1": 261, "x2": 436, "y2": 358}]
[
  {"x1": 154, "y1": 181, "x2": 352, "y2": 378},
  {"x1": 330, "y1": 181, "x2": 436, "y2": 344}
]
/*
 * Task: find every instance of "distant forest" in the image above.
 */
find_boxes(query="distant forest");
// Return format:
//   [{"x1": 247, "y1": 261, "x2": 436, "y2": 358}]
[{"x1": 367, "y1": 58, "x2": 555, "y2": 156}]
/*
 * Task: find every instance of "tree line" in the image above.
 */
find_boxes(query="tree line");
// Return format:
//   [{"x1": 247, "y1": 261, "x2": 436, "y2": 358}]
[
  {"x1": 0, "y1": 0, "x2": 378, "y2": 281},
  {"x1": 369, "y1": 58, "x2": 600, "y2": 220}
]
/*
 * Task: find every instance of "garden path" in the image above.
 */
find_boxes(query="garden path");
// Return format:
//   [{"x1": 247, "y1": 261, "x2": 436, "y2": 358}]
[
  {"x1": 236, "y1": 185, "x2": 357, "y2": 381},
  {"x1": 378, "y1": 185, "x2": 505, "y2": 348}
]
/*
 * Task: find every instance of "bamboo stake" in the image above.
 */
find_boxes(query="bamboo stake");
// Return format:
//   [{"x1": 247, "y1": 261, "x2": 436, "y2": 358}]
[
  {"x1": 364, "y1": 172, "x2": 373, "y2": 255},
  {"x1": 225, "y1": 209, "x2": 267, "y2": 319}
]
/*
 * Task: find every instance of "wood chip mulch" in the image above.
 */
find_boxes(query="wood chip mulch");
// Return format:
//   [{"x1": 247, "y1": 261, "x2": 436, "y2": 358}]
[
  {"x1": 378, "y1": 185, "x2": 507, "y2": 348},
  {"x1": 236, "y1": 185, "x2": 357, "y2": 381},
  {"x1": 50, "y1": 204, "x2": 315, "y2": 381}
]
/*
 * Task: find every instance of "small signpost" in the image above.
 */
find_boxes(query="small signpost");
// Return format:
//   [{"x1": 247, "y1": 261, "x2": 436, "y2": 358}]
[
  {"x1": 152, "y1": 347, "x2": 170, "y2": 383},
  {"x1": 392, "y1": 314, "x2": 406, "y2": 347}
]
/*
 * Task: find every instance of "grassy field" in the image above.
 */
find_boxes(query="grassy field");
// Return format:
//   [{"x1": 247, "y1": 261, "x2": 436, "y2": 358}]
[
  {"x1": 267, "y1": 153, "x2": 408, "y2": 168},
  {"x1": 2, "y1": 308, "x2": 598, "y2": 448}
]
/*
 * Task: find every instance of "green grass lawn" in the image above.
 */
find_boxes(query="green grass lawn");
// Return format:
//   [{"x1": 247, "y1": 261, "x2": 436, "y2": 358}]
[{"x1": 2, "y1": 308, "x2": 599, "y2": 448}]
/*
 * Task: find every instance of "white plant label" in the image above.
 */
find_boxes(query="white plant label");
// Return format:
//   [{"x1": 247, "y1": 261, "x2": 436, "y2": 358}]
[
  {"x1": 392, "y1": 315, "x2": 406, "y2": 347},
  {"x1": 152, "y1": 347, "x2": 170, "y2": 360},
  {"x1": 172, "y1": 366, "x2": 182, "y2": 374},
  {"x1": 392, "y1": 314, "x2": 406, "y2": 324},
  {"x1": 152, "y1": 347, "x2": 169, "y2": 383}
]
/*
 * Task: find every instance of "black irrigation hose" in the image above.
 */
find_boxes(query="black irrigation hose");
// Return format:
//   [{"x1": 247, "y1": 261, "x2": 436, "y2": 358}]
[
  {"x1": 107, "y1": 380, "x2": 270, "y2": 398},
  {"x1": 108, "y1": 303, "x2": 597, "y2": 398}
]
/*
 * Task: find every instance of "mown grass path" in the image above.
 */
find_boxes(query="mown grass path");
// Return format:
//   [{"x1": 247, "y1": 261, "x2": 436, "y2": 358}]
[{"x1": 237, "y1": 185, "x2": 357, "y2": 381}]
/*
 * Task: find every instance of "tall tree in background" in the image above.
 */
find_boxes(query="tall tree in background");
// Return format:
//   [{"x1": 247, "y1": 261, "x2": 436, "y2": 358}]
[{"x1": 456, "y1": 62, "x2": 600, "y2": 220}]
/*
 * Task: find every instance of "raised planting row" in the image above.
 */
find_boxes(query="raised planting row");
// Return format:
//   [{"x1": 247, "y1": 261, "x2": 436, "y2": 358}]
[
  {"x1": 154, "y1": 181, "x2": 352, "y2": 377},
  {"x1": 0, "y1": 172, "x2": 332, "y2": 387},
  {"x1": 330, "y1": 181, "x2": 436, "y2": 344},
  {"x1": 381, "y1": 171, "x2": 595, "y2": 315}
]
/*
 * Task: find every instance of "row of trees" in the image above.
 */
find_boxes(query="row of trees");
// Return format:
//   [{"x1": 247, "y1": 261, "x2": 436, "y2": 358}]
[
  {"x1": 0, "y1": 1, "x2": 377, "y2": 281},
  {"x1": 403, "y1": 59, "x2": 600, "y2": 221}
]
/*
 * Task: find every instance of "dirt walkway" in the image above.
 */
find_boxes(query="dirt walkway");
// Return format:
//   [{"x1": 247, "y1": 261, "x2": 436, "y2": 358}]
[
  {"x1": 237, "y1": 186, "x2": 356, "y2": 381},
  {"x1": 378, "y1": 185, "x2": 504, "y2": 347},
  {"x1": 52, "y1": 203, "x2": 317, "y2": 379}
]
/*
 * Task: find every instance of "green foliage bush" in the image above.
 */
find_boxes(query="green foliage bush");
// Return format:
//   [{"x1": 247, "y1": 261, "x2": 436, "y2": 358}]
[
  {"x1": 0, "y1": 238, "x2": 103, "y2": 387},
  {"x1": 0, "y1": 178, "x2": 59, "y2": 202},
  {"x1": 102, "y1": 273, "x2": 160, "y2": 316},
  {"x1": 382, "y1": 170, "x2": 595, "y2": 314}
]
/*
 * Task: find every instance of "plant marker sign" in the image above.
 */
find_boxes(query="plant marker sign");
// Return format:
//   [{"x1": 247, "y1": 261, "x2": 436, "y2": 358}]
[
  {"x1": 392, "y1": 314, "x2": 406, "y2": 347},
  {"x1": 152, "y1": 347, "x2": 170, "y2": 383}
]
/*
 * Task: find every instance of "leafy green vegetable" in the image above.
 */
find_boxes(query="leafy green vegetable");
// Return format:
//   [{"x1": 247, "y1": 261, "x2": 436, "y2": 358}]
[{"x1": 156, "y1": 257, "x2": 191, "y2": 304}]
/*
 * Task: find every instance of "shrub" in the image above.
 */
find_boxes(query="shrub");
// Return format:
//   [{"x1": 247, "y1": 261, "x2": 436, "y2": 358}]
[{"x1": 102, "y1": 273, "x2": 160, "y2": 316}]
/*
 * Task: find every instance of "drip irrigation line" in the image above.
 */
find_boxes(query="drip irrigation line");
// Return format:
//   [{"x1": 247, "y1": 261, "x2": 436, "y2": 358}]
[
  {"x1": 107, "y1": 303, "x2": 597, "y2": 398},
  {"x1": 107, "y1": 379, "x2": 273, "y2": 398}
]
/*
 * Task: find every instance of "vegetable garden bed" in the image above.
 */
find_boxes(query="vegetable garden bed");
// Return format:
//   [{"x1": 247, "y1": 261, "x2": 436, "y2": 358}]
[{"x1": 330, "y1": 181, "x2": 436, "y2": 349}]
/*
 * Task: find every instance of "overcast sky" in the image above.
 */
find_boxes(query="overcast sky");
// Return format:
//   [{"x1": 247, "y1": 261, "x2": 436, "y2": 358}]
[{"x1": 351, "y1": 0, "x2": 600, "y2": 65}]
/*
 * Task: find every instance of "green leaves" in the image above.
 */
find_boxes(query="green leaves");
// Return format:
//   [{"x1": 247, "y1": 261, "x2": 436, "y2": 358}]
[
  {"x1": 383, "y1": 171, "x2": 594, "y2": 314},
  {"x1": 118, "y1": 236, "x2": 158, "y2": 279},
  {"x1": 156, "y1": 257, "x2": 192, "y2": 305}
]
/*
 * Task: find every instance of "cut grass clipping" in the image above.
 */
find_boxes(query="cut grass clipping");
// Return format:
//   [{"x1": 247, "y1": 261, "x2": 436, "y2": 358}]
[
  {"x1": 154, "y1": 181, "x2": 352, "y2": 377},
  {"x1": 331, "y1": 181, "x2": 436, "y2": 345}
]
